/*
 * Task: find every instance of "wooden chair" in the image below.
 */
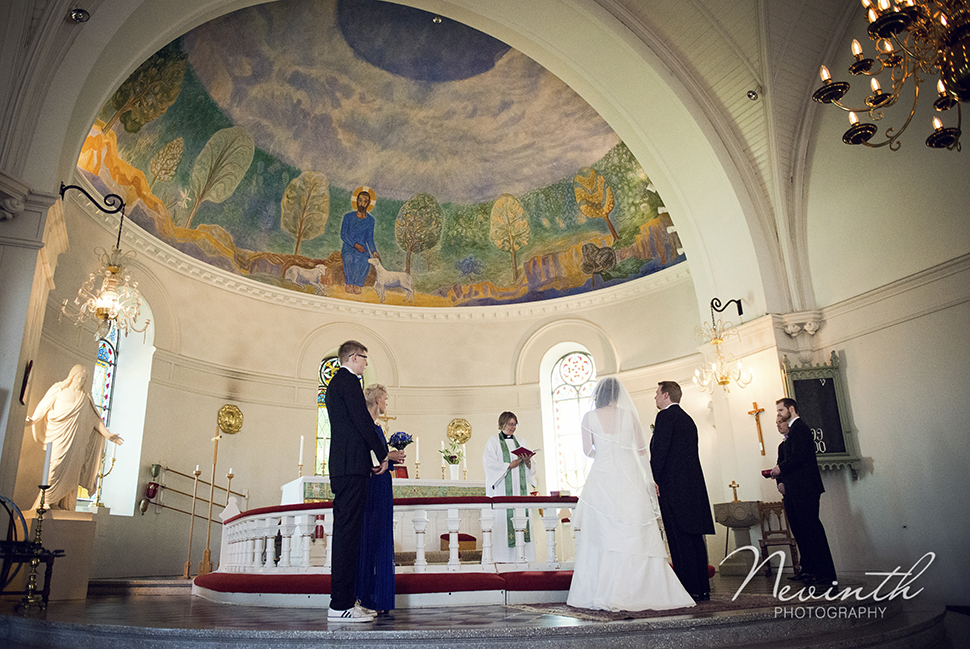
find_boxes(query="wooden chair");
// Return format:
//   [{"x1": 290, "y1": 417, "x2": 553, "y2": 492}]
[{"x1": 757, "y1": 501, "x2": 800, "y2": 577}]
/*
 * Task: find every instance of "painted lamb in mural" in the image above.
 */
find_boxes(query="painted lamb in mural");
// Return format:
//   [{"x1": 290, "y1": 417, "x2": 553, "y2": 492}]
[{"x1": 368, "y1": 257, "x2": 414, "y2": 302}]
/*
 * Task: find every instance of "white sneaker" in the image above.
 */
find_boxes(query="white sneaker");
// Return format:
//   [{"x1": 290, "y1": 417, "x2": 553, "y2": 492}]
[{"x1": 328, "y1": 605, "x2": 375, "y2": 622}]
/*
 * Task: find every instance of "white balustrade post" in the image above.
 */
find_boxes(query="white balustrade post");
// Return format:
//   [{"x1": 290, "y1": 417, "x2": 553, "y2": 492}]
[
  {"x1": 323, "y1": 511, "x2": 334, "y2": 571},
  {"x1": 245, "y1": 520, "x2": 257, "y2": 572},
  {"x1": 278, "y1": 515, "x2": 294, "y2": 569},
  {"x1": 541, "y1": 507, "x2": 560, "y2": 569},
  {"x1": 480, "y1": 507, "x2": 494, "y2": 568},
  {"x1": 412, "y1": 509, "x2": 428, "y2": 572},
  {"x1": 512, "y1": 507, "x2": 529, "y2": 565},
  {"x1": 253, "y1": 518, "x2": 267, "y2": 571},
  {"x1": 300, "y1": 514, "x2": 312, "y2": 569},
  {"x1": 446, "y1": 507, "x2": 461, "y2": 571}
]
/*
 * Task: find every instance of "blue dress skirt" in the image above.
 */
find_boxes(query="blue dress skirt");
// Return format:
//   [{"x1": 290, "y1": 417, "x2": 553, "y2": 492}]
[{"x1": 355, "y1": 425, "x2": 395, "y2": 611}]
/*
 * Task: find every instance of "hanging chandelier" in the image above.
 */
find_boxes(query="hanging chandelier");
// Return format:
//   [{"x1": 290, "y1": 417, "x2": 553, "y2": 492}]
[
  {"x1": 59, "y1": 183, "x2": 150, "y2": 339},
  {"x1": 811, "y1": 0, "x2": 968, "y2": 151},
  {"x1": 693, "y1": 298, "x2": 753, "y2": 393}
]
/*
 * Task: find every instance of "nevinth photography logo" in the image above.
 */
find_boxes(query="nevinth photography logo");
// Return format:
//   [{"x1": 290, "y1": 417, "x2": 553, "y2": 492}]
[{"x1": 723, "y1": 546, "x2": 936, "y2": 620}]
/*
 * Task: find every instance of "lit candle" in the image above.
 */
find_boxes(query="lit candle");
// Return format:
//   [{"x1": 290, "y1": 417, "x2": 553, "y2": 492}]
[
  {"x1": 877, "y1": 0, "x2": 890, "y2": 12},
  {"x1": 860, "y1": 0, "x2": 872, "y2": 9},
  {"x1": 299, "y1": 435, "x2": 304, "y2": 465},
  {"x1": 938, "y1": 79, "x2": 947, "y2": 96},
  {"x1": 867, "y1": 8, "x2": 877, "y2": 22},
  {"x1": 851, "y1": 39, "x2": 863, "y2": 58},
  {"x1": 819, "y1": 65, "x2": 831, "y2": 83},
  {"x1": 933, "y1": 116, "x2": 944, "y2": 130},
  {"x1": 870, "y1": 77, "x2": 882, "y2": 94},
  {"x1": 849, "y1": 111, "x2": 860, "y2": 126}
]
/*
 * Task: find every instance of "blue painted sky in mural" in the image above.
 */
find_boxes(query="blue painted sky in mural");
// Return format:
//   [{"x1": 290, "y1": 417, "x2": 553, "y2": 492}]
[
  {"x1": 182, "y1": 0, "x2": 620, "y2": 204},
  {"x1": 337, "y1": 0, "x2": 511, "y2": 82}
]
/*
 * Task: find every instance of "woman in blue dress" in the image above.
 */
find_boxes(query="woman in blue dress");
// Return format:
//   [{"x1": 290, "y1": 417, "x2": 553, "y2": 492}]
[
  {"x1": 341, "y1": 186, "x2": 379, "y2": 294},
  {"x1": 356, "y1": 384, "x2": 405, "y2": 613}
]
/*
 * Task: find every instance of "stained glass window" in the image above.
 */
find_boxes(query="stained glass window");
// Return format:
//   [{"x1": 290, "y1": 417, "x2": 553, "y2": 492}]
[
  {"x1": 316, "y1": 356, "x2": 342, "y2": 475},
  {"x1": 551, "y1": 351, "x2": 596, "y2": 491},
  {"x1": 92, "y1": 321, "x2": 119, "y2": 425}
]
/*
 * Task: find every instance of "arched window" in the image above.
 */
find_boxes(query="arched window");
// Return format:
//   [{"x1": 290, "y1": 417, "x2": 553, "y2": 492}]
[
  {"x1": 316, "y1": 356, "x2": 341, "y2": 475},
  {"x1": 550, "y1": 351, "x2": 597, "y2": 492},
  {"x1": 92, "y1": 321, "x2": 119, "y2": 425}
]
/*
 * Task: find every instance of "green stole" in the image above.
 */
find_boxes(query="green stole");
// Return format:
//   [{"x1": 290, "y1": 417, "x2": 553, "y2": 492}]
[{"x1": 499, "y1": 434, "x2": 531, "y2": 547}]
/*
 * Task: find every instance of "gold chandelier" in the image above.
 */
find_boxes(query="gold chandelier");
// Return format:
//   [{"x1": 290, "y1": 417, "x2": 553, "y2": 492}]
[
  {"x1": 693, "y1": 298, "x2": 753, "y2": 393},
  {"x1": 59, "y1": 183, "x2": 150, "y2": 339},
  {"x1": 812, "y1": 0, "x2": 968, "y2": 151}
]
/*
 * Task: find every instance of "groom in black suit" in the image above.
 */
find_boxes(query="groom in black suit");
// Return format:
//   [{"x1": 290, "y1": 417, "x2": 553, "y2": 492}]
[
  {"x1": 326, "y1": 340, "x2": 389, "y2": 621},
  {"x1": 650, "y1": 381, "x2": 715, "y2": 601},
  {"x1": 771, "y1": 398, "x2": 837, "y2": 585}
]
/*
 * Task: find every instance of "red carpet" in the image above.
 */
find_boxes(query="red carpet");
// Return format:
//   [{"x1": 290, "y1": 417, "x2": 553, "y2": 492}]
[{"x1": 195, "y1": 570, "x2": 573, "y2": 595}]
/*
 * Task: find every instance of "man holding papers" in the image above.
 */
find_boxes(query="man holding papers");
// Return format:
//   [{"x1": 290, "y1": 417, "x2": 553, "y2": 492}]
[{"x1": 483, "y1": 411, "x2": 537, "y2": 563}]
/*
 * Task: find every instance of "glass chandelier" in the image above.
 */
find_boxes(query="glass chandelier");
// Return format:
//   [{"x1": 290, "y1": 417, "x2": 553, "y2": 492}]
[
  {"x1": 59, "y1": 183, "x2": 150, "y2": 339},
  {"x1": 811, "y1": 0, "x2": 968, "y2": 151},
  {"x1": 693, "y1": 298, "x2": 753, "y2": 393}
]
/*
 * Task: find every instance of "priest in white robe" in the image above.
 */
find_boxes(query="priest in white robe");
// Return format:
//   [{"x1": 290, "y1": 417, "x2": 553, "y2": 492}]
[{"x1": 483, "y1": 411, "x2": 536, "y2": 563}]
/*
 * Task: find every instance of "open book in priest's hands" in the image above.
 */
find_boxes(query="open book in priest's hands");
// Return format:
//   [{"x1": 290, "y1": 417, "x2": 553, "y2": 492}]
[{"x1": 492, "y1": 448, "x2": 541, "y2": 489}]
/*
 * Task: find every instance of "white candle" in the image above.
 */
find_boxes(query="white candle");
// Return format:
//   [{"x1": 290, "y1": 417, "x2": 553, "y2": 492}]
[
  {"x1": 299, "y1": 435, "x2": 304, "y2": 465},
  {"x1": 462, "y1": 444, "x2": 467, "y2": 469},
  {"x1": 196, "y1": 464, "x2": 200, "y2": 473},
  {"x1": 441, "y1": 440, "x2": 446, "y2": 465},
  {"x1": 228, "y1": 467, "x2": 233, "y2": 475},
  {"x1": 415, "y1": 436, "x2": 420, "y2": 460}
]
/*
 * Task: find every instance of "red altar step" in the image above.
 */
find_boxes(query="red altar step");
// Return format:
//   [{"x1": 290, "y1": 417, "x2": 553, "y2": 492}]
[{"x1": 193, "y1": 570, "x2": 574, "y2": 607}]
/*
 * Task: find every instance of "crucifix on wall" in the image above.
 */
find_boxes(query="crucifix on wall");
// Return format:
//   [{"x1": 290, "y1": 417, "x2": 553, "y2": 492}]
[{"x1": 748, "y1": 401, "x2": 766, "y2": 456}]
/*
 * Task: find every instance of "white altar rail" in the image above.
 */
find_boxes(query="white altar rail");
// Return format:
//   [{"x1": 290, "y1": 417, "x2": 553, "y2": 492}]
[{"x1": 219, "y1": 496, "x2": 578, "y2": 574}]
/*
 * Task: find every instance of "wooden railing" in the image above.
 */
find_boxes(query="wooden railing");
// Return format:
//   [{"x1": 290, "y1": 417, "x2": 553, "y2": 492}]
[{"x1": 218, "y1": 495, "x2": 578, "y2": 574}]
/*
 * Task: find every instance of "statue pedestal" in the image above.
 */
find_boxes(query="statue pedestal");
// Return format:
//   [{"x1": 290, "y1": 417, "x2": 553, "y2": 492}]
[
  {"x1": 713, "y1": 501, "x2": 760, "y2": 576},
  {"x1": 23, "y1": 510, "x2": 96, "y2": 600}
]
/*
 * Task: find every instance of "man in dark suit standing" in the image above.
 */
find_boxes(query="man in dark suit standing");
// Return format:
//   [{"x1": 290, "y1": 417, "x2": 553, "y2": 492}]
[
  {"x1": 771, "y1": 398, "x2": 837, "y2": 585},
  {"x1": 650, "y1": 381, "x2": 715, "y2": 601},
  {"x1": 326, "y1": 340, "x2": 389, "y2": 622}
]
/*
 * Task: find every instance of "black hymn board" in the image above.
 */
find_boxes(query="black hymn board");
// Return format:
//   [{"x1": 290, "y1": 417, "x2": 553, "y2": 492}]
[{"x1": 783, "y1": 352, "x2": 861, "y2": 479}]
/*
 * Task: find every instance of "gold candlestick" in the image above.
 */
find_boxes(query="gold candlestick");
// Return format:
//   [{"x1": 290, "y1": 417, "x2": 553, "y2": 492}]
[
  {"x1": 19, "y1": 485, "x2": 50, "y2": 611},
  {"x1": 298, "y1": 462, "x2": 303, "y2": 478},
  {"x1": 414, "y1": 460, "x2": 420, "y2": 479},
  {"x1": 226, "y1": 469, "x2": 235, "y2": 503},
  {"x1": 183, "y1": 467, "x2": 201, "y2": 579},
  {"x1": 200, "y1": 432, "x2": 220, "y2": 576}
]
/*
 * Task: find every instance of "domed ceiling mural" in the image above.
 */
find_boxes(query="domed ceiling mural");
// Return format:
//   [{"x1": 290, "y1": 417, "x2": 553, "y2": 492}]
[{"x1": 78, "y1": 0, "x2": 684, "y2": 307}]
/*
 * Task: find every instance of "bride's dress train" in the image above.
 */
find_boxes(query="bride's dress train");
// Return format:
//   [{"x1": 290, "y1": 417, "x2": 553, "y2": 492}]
[{"x1": 567, "y1": 403, "x2": 695, "y2": 611}]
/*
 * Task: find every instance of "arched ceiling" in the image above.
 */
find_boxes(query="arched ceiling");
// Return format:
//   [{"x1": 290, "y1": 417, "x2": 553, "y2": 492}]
[{"x1": 15, "y1": 0, "x2": 857, "y2": 318}]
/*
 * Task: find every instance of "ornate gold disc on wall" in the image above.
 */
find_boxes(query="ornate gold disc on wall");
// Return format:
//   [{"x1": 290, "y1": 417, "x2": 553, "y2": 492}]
[
  {"x1": 218, "y1": 404, "x2": 244, "y2": 435},
  {"x1": 447, "y1": 418, "x2": 471, "y2": 444}
]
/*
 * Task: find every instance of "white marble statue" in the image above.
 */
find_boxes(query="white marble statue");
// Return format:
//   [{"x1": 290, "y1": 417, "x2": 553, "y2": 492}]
[{"x1": 27, "y1": 364, "x2": 124, "y2": 510}]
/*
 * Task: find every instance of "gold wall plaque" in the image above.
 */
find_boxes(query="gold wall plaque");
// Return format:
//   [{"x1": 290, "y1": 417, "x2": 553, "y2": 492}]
[
  {"x1": 218, "y1": 404, "x2": 244, "y2": 435},
  {"x1": 447, "y1": 418, "x2": 471, "y2": 444}
]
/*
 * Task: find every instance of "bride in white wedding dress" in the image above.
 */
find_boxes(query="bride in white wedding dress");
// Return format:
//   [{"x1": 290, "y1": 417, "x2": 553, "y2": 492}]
[{"x1": 567, "y1": 377, "x2": 695, "y2": 611}]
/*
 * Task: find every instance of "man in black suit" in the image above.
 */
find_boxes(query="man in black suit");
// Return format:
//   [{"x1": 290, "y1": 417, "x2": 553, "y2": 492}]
[
  {"x1": 771, "y1": 398, "x2": 837, "y2": 585},
  {"x1": 326, "y1": 340, "x2": 389, "y2": 622},
  {"x1": 650, "y1": 381, "x2": 715, "y2": 601}
]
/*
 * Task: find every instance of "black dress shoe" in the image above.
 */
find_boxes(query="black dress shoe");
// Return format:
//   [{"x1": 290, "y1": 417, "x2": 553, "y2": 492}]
[
  {"x1": 691, "y1": 592, "x2": 710, "y2": 601},
  {"x1": 788, "y1": 572, "x2": 813, "y2": 582}
]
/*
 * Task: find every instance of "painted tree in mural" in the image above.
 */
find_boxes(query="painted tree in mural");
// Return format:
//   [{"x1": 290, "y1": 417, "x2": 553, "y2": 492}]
[
  {"x1": 396, "y1": 193, "x2": 443, "y2": 274},
  {"x1": 149, "y1": 137, "x2": 184, "y2": 189},
  {"x1": 102, "y1": 42, "x2": 188, "y2": 134},
  {"x1": 281, "y1": 171, "x2": 330, "y2": 256},
  {"x1": 490, "y1": 194, "x2": 530, "y2": 282},
  {"x1": 184, "y1": 127, "x2": 255, "y2": 228},
  {"x1": 573, "y1": 167, "x2": 619, "y2": 243}
]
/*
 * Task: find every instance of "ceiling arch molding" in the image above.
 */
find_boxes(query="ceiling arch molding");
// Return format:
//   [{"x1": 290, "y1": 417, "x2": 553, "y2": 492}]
[{"x1": 296, "y1": 322, "x2": 400, "y2": 387}]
